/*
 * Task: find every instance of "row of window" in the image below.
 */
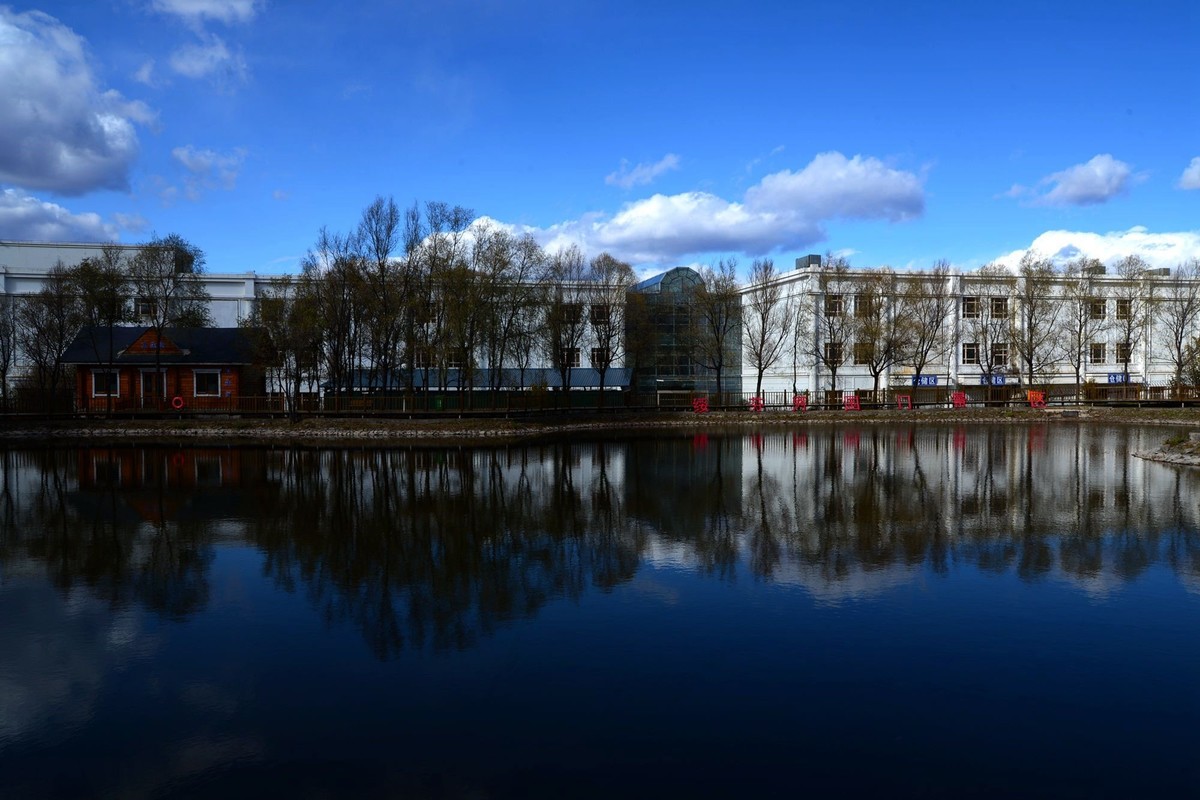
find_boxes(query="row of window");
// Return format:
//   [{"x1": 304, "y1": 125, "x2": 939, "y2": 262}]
[
  {"x1": 821, "y1": 341, "x2": 1134, "y2": 367},
  {"x1": 825, "y1": 294, "x2": 1135, "y2": 321},
  {"x1": 91, "y1": 369, "x2": 222, "y2": 397}
]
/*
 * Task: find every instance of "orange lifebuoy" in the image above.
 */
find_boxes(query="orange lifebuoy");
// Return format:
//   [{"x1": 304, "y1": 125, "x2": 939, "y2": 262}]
[{"x1": 171, "y1": 395, "x2": 185, "y2": 410}]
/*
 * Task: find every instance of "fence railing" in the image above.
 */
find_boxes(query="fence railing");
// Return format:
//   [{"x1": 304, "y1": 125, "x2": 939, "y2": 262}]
[{"x1": 2, "y1": 384, "x2": 1200, "y2": 420}]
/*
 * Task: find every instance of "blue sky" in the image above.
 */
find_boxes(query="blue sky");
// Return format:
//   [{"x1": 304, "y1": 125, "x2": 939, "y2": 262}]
[{"x1": 1, "y1": 0, "x2": 1197, "y2": 277}]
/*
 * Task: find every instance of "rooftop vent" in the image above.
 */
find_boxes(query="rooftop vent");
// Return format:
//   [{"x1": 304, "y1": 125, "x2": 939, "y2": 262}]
[{"x1": 796, "y1": 254, "x2": 821, "y2": 270}]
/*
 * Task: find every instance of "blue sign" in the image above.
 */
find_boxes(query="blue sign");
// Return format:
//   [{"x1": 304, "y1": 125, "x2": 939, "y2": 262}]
[
  {"x1": 912, "y1": 375, "x2": 938, "y2": 387},
  {"x1": 1107, "y1": 373, "x2": 1129, "y2": 384},
  {"x1": 979, "y1": 374, "x2": 1005, "y2": 386}
]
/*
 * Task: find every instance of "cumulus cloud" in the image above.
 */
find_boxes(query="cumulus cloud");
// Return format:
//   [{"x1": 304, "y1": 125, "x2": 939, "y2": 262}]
[
  {"x1": 171, "y1": 145, "x2": 246, "y2": 199},
  {"x1": 505, "y1": 151, "x2": 924, "y2": 264},
  {"x1": 605, "y1": 154, "x2": 681, "y2": 189},
  {"x1": 1178, "y1": 157, "x2": 1200, "y2": 190},
  {"x1": 1032, "y1": 154, "x2": 1134, "y2": 206},
  {"x1": 149, "y1": 0, "x2": 262, "y2": 26},
  {"x1": 0, "y1": 188, "x2": 118, "y2": 241},
  {"x1": 995, "y1": 226, "x2": 1200, "y2": 271},
  {"x1": 0, "y1": 8, "x2": 155, "y2": 195},
  {"x1": 168, "y1": 35, "x2": 246, "y2": 81}
]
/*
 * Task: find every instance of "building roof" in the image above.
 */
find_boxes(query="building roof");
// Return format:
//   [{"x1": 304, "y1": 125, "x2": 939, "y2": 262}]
[
  {"x1": 632, "y1": 266, "x2": 702, "y2": 294},
  {"x1": 62, "y1": 327, "x2": 256, "y2": 366}
]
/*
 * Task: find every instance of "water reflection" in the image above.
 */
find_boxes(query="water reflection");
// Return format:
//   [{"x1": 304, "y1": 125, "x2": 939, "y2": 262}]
[{"x1": 1, "y1": 427, "x2": 1199, "y2": 658}]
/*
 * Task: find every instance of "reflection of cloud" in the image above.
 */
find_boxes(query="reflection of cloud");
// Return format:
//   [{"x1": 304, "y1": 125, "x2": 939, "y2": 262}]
[
  {"x1": 0, "y1": 575, "x2": 149, "y2": 747},
  {"x1": 771, "y1": 562, "x2": 923, "y2": 606}
]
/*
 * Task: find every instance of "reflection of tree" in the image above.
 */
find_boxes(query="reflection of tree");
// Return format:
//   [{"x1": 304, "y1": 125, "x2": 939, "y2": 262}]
[
  {"x1": 249, "y1": 445, "x2": 643, "y2": 659},
  {"x1": 3, "y1": 425, "x2": 1200, "y2": 658}
]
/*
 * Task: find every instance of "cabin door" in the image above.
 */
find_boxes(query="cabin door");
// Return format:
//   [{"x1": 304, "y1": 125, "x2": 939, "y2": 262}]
[{"x1": 140, "y1": 369, "x2": 166, "y2": 408}]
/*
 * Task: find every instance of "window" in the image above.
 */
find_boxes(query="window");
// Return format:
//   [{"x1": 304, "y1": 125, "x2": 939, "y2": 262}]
[
  {"x1": 1116, "y1": 299, "x2": 1132, "y2": 320},
  {"x1": 990, "y1": 297, "x2": 1008, "y2": 317},
  {"x1": 1089, "y1": 343, "x2": 1107, "y2": 364},
  {"x1": 447, "y1": 349, "x2": 467, "y2": 369},
  {"x1": 590, "y1": 347, "x2": 609, "y2": 367},
  {"x1": 991, "y1": 342, "x2": 1008, "y2": 366},
  {"x1": 962, "y1": 342, "x2": 979, "y2": 365},
  {"x1": 561, "y1": 348, "x2": 581, "y2": 368},
  {"x1": 92, "y1": 370, "x2": 119, "y2": 397},
  {"x1": 1115, "y1": 342, "x2": 1131, "y2": 363},
  {"x1": 854, "y1": 295, "x2": 876, "y2": 319},
  {"x1": 962, "y1": 296, "x2": 980, "y2": 319},
  {"x1": 853, "y1": 342, "x2": 874, "y2": 365},
  {"x1": 194, "y1": 369, "x2": 220, "y2": 397},
  {"x1": 590, "y1": 304, "x2": 610, "y2": 326},
  {"x1": 135, "y1": 297, "x2": 155, "y2": 319},
  {"x1": 413, "y1": 347, "x2": 433, "y2": 369},
  {"x1": 824, "y1": 341, "x2": 844, "y2": 364},
  {"x1": 1088, "y1": 299, "x2": 1106, "y2": 320},
  {"x1": 562, "y1": 303, "x2": 582, "y2": 325},
  {"x1": 824, "y1": 294, "x2": 844, "y2": 318}
]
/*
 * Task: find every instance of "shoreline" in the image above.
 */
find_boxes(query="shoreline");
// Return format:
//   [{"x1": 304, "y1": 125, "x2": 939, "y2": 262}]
[{"x1": 1, "y1": 406, "x2": 1198, "y2": 448}]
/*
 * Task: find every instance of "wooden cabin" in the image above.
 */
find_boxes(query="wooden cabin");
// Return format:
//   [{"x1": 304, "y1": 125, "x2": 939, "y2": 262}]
[{"x1": 62, "y1": 327, "x2": 262, "y2": 412}]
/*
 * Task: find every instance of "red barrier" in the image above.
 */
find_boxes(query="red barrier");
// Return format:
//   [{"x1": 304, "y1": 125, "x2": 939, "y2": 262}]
[
  {"x1": 896, "y1": 395, "x2": 912, "y2": 410},
  {"x1": 951, "y1": 391, "x2": 967, "y2": 408},
  {"x1": 843, "y1": 394, "x2": 861, "y2": 411},
  {"x1": 692, "y1": 397, "x2": 709, "y2": 413},
  {"x1": 792, "y1": 395, "x2": 807, "y2": 412},
  {"x1": 748, "y1": 396, "x2": 765, "y2": 412},
  {"x1": 1028, "y1": 391, "x2": 1047, "y2": 408}
]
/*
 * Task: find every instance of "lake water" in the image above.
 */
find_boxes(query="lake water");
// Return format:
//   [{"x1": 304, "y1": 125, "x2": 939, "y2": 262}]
[{"x1": 1, "y1": 425, "x2": 1198, "y2": 798}]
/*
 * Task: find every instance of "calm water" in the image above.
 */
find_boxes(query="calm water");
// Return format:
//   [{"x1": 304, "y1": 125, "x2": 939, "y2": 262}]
[{"x1": 1, "y1": 425, "x2": 1198, "y2": 798}]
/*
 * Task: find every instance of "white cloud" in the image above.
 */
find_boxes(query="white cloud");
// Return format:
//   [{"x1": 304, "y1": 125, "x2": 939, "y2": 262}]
[
  {"x1": 605, "y1": 154, "x2": 681, "y2": 189},
  {"x1": 168, "y1": 35, "x2": 246, "y2": 81},
  {"x1": 112, "y1": 212, "x2": 150, "y2": 233},
  {"x1": 149, "y1": 0, "x2": 262, "y2": 26},
  {"x1": 0, "y1": 188, "x2": 117, "y2": 241},
  {"x1": 0, "y1": 8, "x2": 155, "y2": 195},
  {"x1": 1033, "y1": 154, "x2": 1134, "y2": 206},
  {"x1": 501, "y1": 151, "x2": 924, "y2": 264},
  {"x1": 1178, "y1": 157, "x2": 1200, "y2": 190},
  {"x1": 133, "y1": 60, "x2": 158, "y2": 86},
  {"x1": 995, "y1": 226, "x2": 1200, "y2": 271},
  {"x1": 170, "y1": 145, "x2": 246, "y2": 199},
  {"x1": 271, "y1": 189, "x2": 289, "y2": 201}
]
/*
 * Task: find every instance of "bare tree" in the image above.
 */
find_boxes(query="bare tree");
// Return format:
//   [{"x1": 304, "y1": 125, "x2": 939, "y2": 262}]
[
  {"x1": 810, "y1": 255, "x2": 858, "y2": 396},
  {"x1": 586, "y1": 252, "x2": 636, "y2": 410},
  {"x1": 898, "y1": 259, "x2": 953, "y2": 387},
  {"x1": 355, "y1": 196, "x2": 405, "y2": 395},
  {"x1": 961, "y1": 263, "x2": 1014, "y2": 400},
  {"x1": 1059, "y1": 256, "x2": 1109, "y2": 399},
  {"x1": 542, "y1": 245, "x2": 589, "y2": 403},
  {"x1": 854, "y1": 267, "x2": 905, "y2": 398},
  {"x1": 0, "y1": 297, "x2": 16, "y2": 409},
  {"x1": 1110, "y1": 255, "x2": 1157, "y2": 387},
  {"x1": 16, "y1": 263, "x2": 82, "y2": 409},
  {"x1": 128, "y1": 234, "x2": 212, "y2": 403},
  {"x1": 241, "y1": 275, "x2": 323, "y2": 418},
  {"x1": 691, "y1": 258, "x2": 742, "y2": 400},
  {"x1": 303, "y1": 227, "x2": 363, "y2": 401},
  {"x1": 1155, "y1": 258, "x2": 1200, "y2": 391},
  {"x1": 68, "y1": 244, "x2": 133, "y2": 414},
  {"x1": 1009, "y1": 251, "x2": 1064, "y2": 388},
  {"x1": 742, "y1": 258, "x2": 793, "y2": 397}
]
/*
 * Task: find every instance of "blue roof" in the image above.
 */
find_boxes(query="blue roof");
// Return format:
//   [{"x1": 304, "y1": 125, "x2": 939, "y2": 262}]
[{"x1": 632, "y1": 266, "x2": 702, "y2": 294}]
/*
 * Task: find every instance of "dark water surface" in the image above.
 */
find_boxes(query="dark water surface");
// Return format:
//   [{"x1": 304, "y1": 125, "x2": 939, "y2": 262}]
[{"x1": 1, "y1": 425, "x2": 1198, "y2": 798}]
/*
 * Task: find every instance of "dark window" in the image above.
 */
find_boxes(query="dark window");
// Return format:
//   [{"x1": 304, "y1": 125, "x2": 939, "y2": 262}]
[
  {"x1": 1115, "y1": 342, "x2": 1131, "y2": 362},
  {"x1": 962, "y1": 342, "x2": 979, "y2": 365},
  {"x1": 990, "y1": 297, "x2": 1008, "y2": 316},
  {"x1": 853, "y1": 342, "x2": 873, "y2": 365},
  {"x1": 194, "y1": 370, "x2": 220, "y2": 396},
  {"x1": 92, "y1": 370, "x2": 119, "y2": 397},
  {"x1": 590, "y1": 347, "x2": 609, "y2": 367},
  {"x1": 1116, "y1": 299, "x2": 1132, "y2": 320},
  {"x1": 962, "y1": 297, "x2": 979, "y2": 318},
  {"x1": 824, "y1": 295, "x2": 843, "y2": 318},
  {"x1": 1089, "y1": 343, "x2": 1106, "y2": 364},
  {"x1": 1088, "y1": 299, "x2": 1106, "y2": 320},
  {"x1": 991, "y1": 342, "x2": 1008, "y2": 365},
  {"x1": 590, "y1": 304, "x2": 610, "y2": 325},
  {"x1": 824, "y1": 341, "x2": 844, "y2": 363}
]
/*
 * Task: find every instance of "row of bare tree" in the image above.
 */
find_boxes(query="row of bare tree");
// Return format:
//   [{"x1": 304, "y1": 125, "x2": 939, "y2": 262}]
[{"x1": 740, "y1": 252, "x2": 1200, "y2": 398}]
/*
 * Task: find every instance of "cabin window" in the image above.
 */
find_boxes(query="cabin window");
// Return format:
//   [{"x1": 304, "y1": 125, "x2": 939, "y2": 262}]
[
  {"x1": 92, "y1": 370, "x2": 119, "y2": 397},
  {"x1": 194, "y1": 369, "x2": 220, "y2": 396}
]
